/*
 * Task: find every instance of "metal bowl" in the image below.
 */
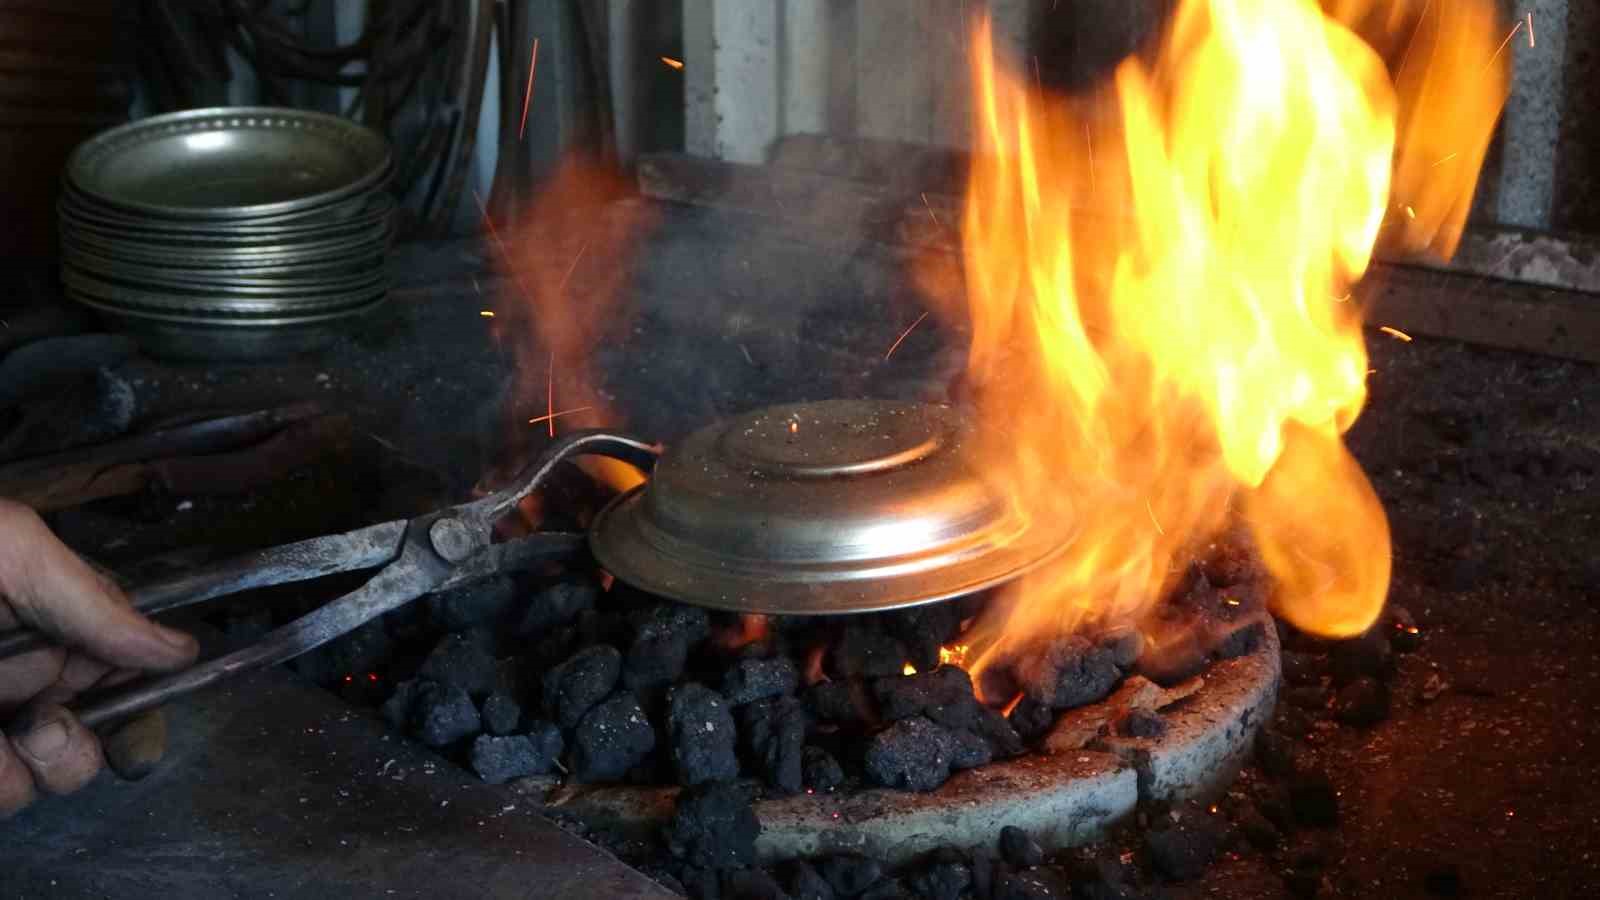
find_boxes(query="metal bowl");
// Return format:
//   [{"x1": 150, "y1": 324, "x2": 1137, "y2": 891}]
[
  {"x1": 65, "y1": 107, "x2": 392, "y2": 220},
  {"x1": 58, "y1": 188, "x2": 395, "y2": 237},
  {"x1": 69, "y1": 290, "x2": 384, "y2": 361},
  {"x1": 63, "y1": 266, "x2": 387, "y2": 316},
  {"x1": 590, "y1": 399, "x2": 1073, "y2": 615}
]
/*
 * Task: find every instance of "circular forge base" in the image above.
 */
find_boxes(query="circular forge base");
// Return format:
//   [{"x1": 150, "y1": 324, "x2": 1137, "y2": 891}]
[{"x1": 519, "y1": 618, "x2": 1280, "y2": 866}]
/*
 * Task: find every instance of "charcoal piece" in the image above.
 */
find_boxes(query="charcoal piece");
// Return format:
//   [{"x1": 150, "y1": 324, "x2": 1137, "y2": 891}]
[
  {"x1": 742, "y1": 696, "x2": 808, "y2": 794},
  {"x1": 974, "y1": 706, "x2": 1025, "y2": 758},
  {"x1": 969, "y1": 848, "x2": 998, "y2": 900},
  {"x1": 668, "y1": 683, "x2": 740, "y2": 786},
  {"x1": 1011, "y1": 636, "x2": 1121, "y2": 710},
  {"x1": 1333, "y1": 677, "x2": 1391, "y2": 726},
  {"x1": 526, "y1": 720, "x2": 563, "y2": 765},
  {"x1": 627, "y1": 603, "x2": 713, "y2": 690},
  {"x1": 1255, "y1": 730, "x2": 1297, "y2": 778},
  {"x1": 1255, "y1": 785, "x2": 1295, "y2": 833},
  {"x1": 1289, "y1": 771, "x2": 1340, "y2": 827},
  {"x1": 1117, "y1": 708, "x2": 1167, "y2": 738},
  {"x1": 1387, "y1": 606, "x2": 1422, "y2": 652},
  {"x1": 819, "y1": 855, "x2": 884, "y2": 897},
  {"x1": 722, "y1": 656, "x2": 802, "y2": 706},
  {"x1": 572, "y1": 692, "x2": 656, "y2": 782},
  {"x1": 666, "y1": 780, "x2": 761, "y2": 870},
  {"x1": 1283, "y1": 869, "x2": 1320, "y2": 899},
  {"x1": 863, "y1": 717, "x2": 957, "y2": 791},
  {"x1": 1238, "y1": 807, "x2": 1282, "y2": 851},
  {"x1": 1062, "y1": 856, "x2": 1135, "y2": 900},
  {"x1": 802, "y1": 746, "x2": 845, "y2": 792},
  {"x1": 1328, "y1": 629, "x2": 1393, "y2": 684},
  {"x1": 515, "y1": 577, "x2": 600, "y2": 635},
  {"x1": 543, "y1": 645, "x2": 623, "y2": 728},
  {"x1": 884, "y1": 603, "x2": 964, "y2": 671},
  {"x1": 1135, "y1": 633, "x2": 1209, "y2": 686},
  {"x1": 426, "y1": 574, "x2": 520, "y2": 630},
  {"x1": 1276, "y1": 704, "x2": 1314, "y2": 739},
  {"x1": 949, "y1": 728, "x2": 993, "y2": 770},
  {"x1": 788, "y1": 860, "x2": 836, "y2": 900},
  {"x1": 683, "y1": 866, "x2": 723, "y2": 900},
  {"x1": 999, "y1": 826, "x2": 1044, "y2": 868},
  {"x1": 1280, "y1": 652, "x2": 1325, "y2": 686},
  {"x1": 412, "y1": 682, "x2": 481, "y2": 747},
  {"x1": 418, "y1": 630, "x2": 499, "y2": 696},
  {"x1": 1097, "y1": 628, "x2": 1144, "y2": 670},
  {"x1": 907, "y1": 856, "x2": 970, "y2": 900},
  {"x1": 858, "y1": 880, "x2": 909, "y2": 900},
  {"x1": 723, "y1": 867, "x2": 788, "y2": 900},
  {"x1": 1008, "y1": 698, "x2": 1055, "y2": 742},
  {"x1": 1211, "y1": 620, "x2": 1265, "y2": 660},
  {"x1": 829, "y1": 627, "x2": 909, "y2": 679},
  {"x1": 381, "y1": 678, "x2": 424, "y2": 730},
  {"x1": 1200, "y1": 531, "x2": 1263, "y2": 586},
  {"x1": 993, "y1": 867, "x2": 1073, "y2": 900},
  {"x1": 290, "y1": 620, "x2": 394, "y2": 687},
  {"x1": 1144, "y1": 810, "x2": 1226, "y2": 880},
  {"x1": 1285, "y1": 685, "x2": 1329, "y2": 711},
  {"x1": 469, "y1": 734, "x2": 550, "y2": 784},
  {"x1": 805, "y1": 680, "x2": 871, "y2": 724},
  {"x1": 872, "y1": 666, "x2": 981, "y2": 730},
  {"x1": 480, "y1": 692, "x2": 523, "y2": 736}
]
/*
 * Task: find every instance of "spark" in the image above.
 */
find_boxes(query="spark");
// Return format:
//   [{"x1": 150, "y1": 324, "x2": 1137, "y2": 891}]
[
  {"x1": 788, "y1": 421, "x2": 799, "y2": 434},
  {"x1": 1146, "y1": 500, "x2": 1166, "y2": 535},
  {"x1": 1405, "y1": 205, "x2": 1416, "y2": 219},
  {"x1": 660, "y1": 56, "x2": 684, "y2": 70},
  {"x1": 921, "y1": 192, "x2": 941, "y2": 226},
  {"x1": 884, "y1": 311, "x2": 931, "y2": 360},
  {"x1": 518, "y1": 38, "x2": 541, "y2": 140},
  {"x1": 1432, "y1": 152, "x2": 1459, "y2": 168},
  {"x1": 479, "y1": 310, "x2": 495, "y2": 317},
  {"x1": 1379, "y1": 326, "x2": 1414, "y2": 342},
  {"x1": 1484, "y1": 20, "x2": 1523, "y2": 77},
  {"x1": 527, "y1": 405, "x2": 595, "y2": 426},
  {"x1": 1527, "y1": 12, "x2": 1535, "y2": 48},
  {"x1": 1085, "y1": 121, "x2": 1096, "y2": 193}
]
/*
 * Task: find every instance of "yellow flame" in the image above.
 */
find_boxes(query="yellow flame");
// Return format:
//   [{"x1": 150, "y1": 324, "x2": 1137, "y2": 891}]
[{"x1": 951, "y1": 0, "x2": 1506, "y2": 664}]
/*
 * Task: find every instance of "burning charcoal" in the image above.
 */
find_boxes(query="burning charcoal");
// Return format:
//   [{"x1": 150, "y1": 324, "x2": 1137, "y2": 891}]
[
  {"x1": 722, "y1": 656, "x2": 802, "y2": 706},
  {"x1": 1012, "y1": 636, "x2": 1122, "y2": 710},
  {"x1": 290, "y1": 620, "x2": 394, "y2": 688},
  {"x1": 741, "y1": 696, "x2": 808, "y2": 794},
  {"x1": 426, "y1": 574, "x2": 520, "y2": 630},
  {"x1": 572, "y1": 691, "x2": 656, "y2": 782},
  {"x1": 1007, "y1": 697, "x2": 1055, "y2": 742},
  {"x1": 1280, "y1": 651, "x2": 1325, "y2": 686},
  {"x1": 382, "y1": 678, "x2": 425, "y2": 731},
  {"x1": 1328, "y1": 628, "x2": 1393, "y2": 684},
  {"x1": 1210, "y1": 619, "x2": 1265, "y2": 660},
  {"x1": 788, "y1": 860, "x2": 837, "y2": 900},
  {"x1": 666, "y1": 780, "x2": 761, "y2": 870},
  {"x1": 802, "y1": 745, "x2": 845, "y2": 792},
  {"x1": 908, "y1": 852, "x2": 970, "y2": 900},
  {"x1": 418, "y1": 630, "x2": 499, "y2": 696},
  {"x1": 469, "y1": 734, "x2": 552, "y2": 784},
  {"x1": 543, "y1": 644, "x2": 623, "y2": 728},
  {"x1": 627, "y1": 603, "x2": 713, "y2": 691},
  {"x1": 859, "y1": 879, "x2": 909, "y2": 900},
  {"x1": 819, "y1": 855, "x2": 885, "y2": 897},
  {"x1": 1135, "y1": 632, "x2": 1210, "y2": 687},
  {"x1": 1387, "y1": 606, "x2": 1423, "y2": 653},
  {"x1": 1333, "y1": 677, "x2": 1390, "y2": 726},
  {"x1": 829, "y1": 627, "x2": 910, "y2": 679},
  {"x1": 1289, "y1": 771, "x2": 1340, "y2": 827},
  {"x1": 999, "y1": 826, "x2": 1044, "y2": 868},
  {"x1": 949, "y1": 728, "x2": 992, "y2": 770},
  {"x1": 1144, "y1": 807, "x2": 1226, "y2": 881},
  {"x1": 1097, "y1": 627, "x2": 1144, "y2": 670},
  {"x1": 872, "y1": 666, "x2": 982, "y2": 731},
  {"x1": 863, "y1": 717, "x2": 957, "y2": 791},
  {"x1": 411, "y1": 682, "x2": 481, "y2": 747},
  {"x1": 480, "y1": 692, "x2": 524, "y2": 736},
  {"x1": 667, "y1": 683, "x2": 740, "y2": 786},
  {"x1": 992, "y1": 867, "x2": 1073, "y2": 900},
  {"x1": 805, "y1": 680, "x2": 871, "y2": 724},
  {"x1": 1238, "y1": 806, "x2": 1282, "y2": 851},
  {"x1": 723, "y1": 867, "x2": 789, "y2": 900},
  {"x1": 1255, "y1": 730, "x2": 1297, "y2": 778},
  {"x1": 515, "y1": 577, "x2": 600, "y2": 635},
  {"x1": 975, "y1": 706, "x2": 1025, "y2": 758},
  {"x1": 1200, "y1": 530, "x2": 1263, "y2": 586},
  {"x1": 884, "y1": 603, "x2": 965, "y2": 671},
  {"x1": 1117, "y1": 708, "x2": 1167, "y2": 739}
]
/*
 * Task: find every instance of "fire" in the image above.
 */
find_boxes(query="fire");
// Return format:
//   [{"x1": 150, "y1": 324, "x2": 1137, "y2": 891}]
[{"x1": 949, "y1": 1, "x2": 1507, "y2": 666}]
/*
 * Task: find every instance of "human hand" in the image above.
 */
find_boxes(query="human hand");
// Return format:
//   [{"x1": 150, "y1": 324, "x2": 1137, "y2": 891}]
[{"x1": 0, "y1": 499, "x2": 197, "y2": 818}]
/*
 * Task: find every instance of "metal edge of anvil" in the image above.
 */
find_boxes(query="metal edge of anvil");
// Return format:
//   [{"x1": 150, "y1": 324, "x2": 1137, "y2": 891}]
[
  {"x1": 520, "y1": 620, "x2": 1282, "y2": 867},
  {"x1": 0, "y1": 635, "x2": 677, "y2": 900}
]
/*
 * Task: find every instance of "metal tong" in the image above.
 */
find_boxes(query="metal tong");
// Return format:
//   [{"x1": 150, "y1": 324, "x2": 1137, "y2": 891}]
[{"x1": 0, "y1": 431, "x2": 659, "y2": 730}]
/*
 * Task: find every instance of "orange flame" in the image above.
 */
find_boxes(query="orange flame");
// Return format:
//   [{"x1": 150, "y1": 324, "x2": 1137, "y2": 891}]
[{"x1": 951, "y1": 0, "x2": 1507, "y2": 668}]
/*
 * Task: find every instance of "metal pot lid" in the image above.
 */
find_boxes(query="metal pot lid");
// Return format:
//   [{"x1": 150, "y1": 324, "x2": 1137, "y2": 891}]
[
  {"x1": 65, "y1": 107, "x2": 391, "y2": 221},
  {"x1": 590, "y1": 398, "x2": 1073, "y2": 615}
]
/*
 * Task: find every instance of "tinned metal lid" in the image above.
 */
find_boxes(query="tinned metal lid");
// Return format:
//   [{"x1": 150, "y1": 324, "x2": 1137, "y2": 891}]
[{"x1": 590, "y1": 399, "x2": 1071, "y2": 615}]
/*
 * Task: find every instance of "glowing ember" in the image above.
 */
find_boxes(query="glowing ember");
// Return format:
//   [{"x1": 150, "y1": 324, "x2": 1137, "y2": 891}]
[
  {"x1": 945, "y1": 0, "x2": 1508, "y2": 673},
  {"x1": 661, "y1": 56, "x2": 685, "y2": 70},
  {"x1": 938, "y1": 643, "x2": 970, "y2": 668},
  {"x1": 902, "y1": 662, "x2": 918, "y2": 676}
]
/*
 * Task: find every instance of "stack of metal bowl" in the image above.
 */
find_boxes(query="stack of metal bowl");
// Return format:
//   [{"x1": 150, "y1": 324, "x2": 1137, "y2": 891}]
[{"x1": 59, "y1": 107, "x2": 395, "y2": 360}]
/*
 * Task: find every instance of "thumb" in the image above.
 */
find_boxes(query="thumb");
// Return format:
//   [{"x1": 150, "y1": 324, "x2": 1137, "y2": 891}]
[{"x1": 0, "y1": 501, "x2": 197, "y2": 671}]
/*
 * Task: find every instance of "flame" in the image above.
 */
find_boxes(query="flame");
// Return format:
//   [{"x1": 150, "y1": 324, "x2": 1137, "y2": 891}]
[{"x1": 949, "y1": 0, "x2": 1507, "y2": 667}]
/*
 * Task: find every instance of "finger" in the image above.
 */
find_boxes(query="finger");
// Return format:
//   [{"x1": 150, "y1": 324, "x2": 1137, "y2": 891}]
[
  {"x1": 4, "y1": 703, "x2": 104, "y2": 797},
  {"x1": 0, "y1": 736, "x2": 38, "y2": 818},
  {"x1": 103, "y1": 709, "x2": 167, "y2": 782},
  {"x1": 0, "y1": 502, "x2": 197, "y2": 671},
  {"x1": 0, "y1": 646, "x2": 67, "y2": 711}
]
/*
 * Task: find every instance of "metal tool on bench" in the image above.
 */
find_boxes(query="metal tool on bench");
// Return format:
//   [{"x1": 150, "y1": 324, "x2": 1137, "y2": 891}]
[{"x1": 0, "y1": 431, "x2": 659, "y2": 730}]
